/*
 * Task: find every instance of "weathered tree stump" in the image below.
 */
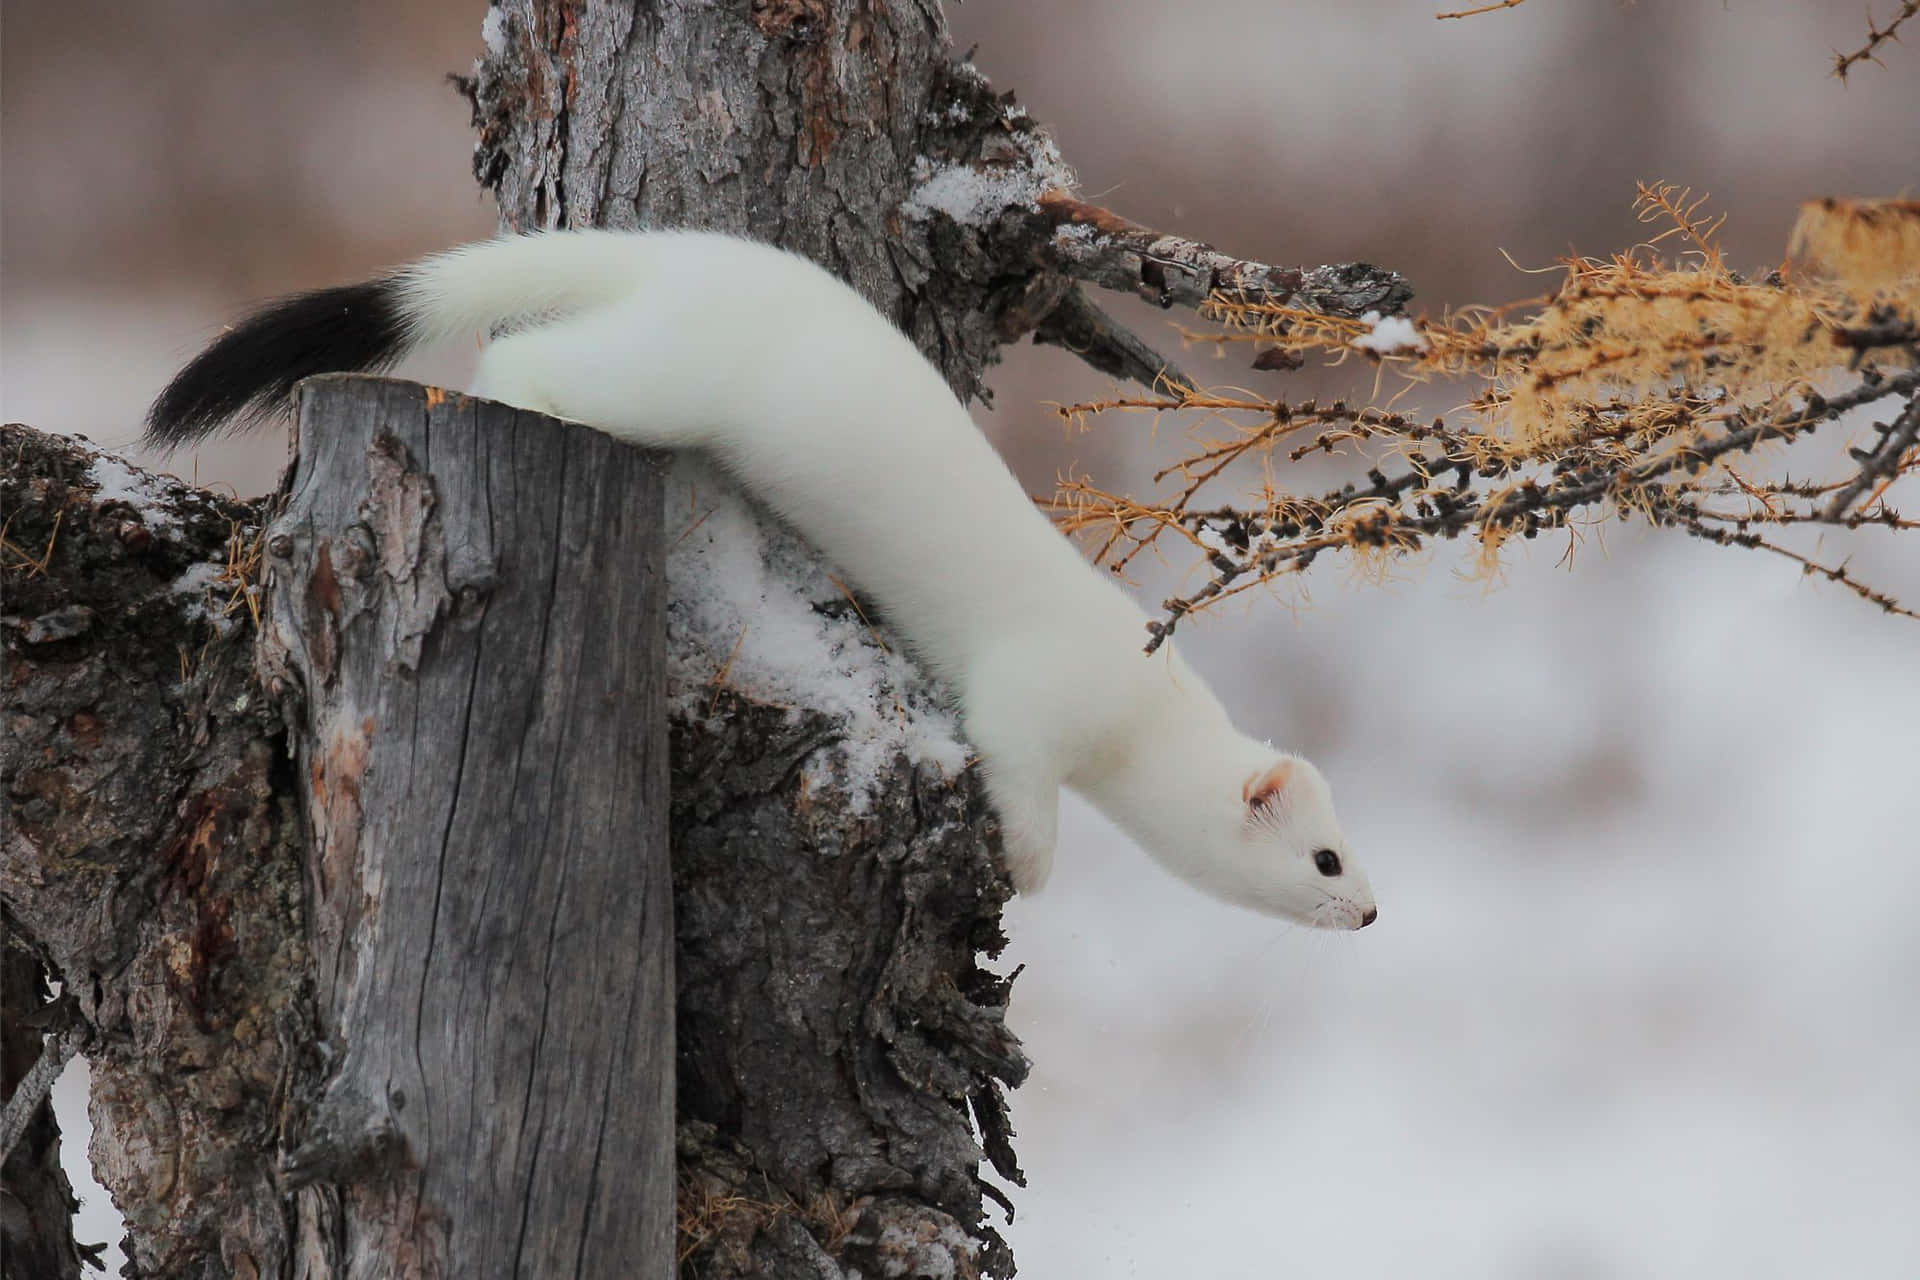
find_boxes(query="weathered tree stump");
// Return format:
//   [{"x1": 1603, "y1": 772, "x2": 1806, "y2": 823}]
[
  {"x1": 264, "y1": 374, "x2": 674, "y2": 1275},
  {"x1": 3, "y1": 381, "x2": 1027, "y2": 1277}
]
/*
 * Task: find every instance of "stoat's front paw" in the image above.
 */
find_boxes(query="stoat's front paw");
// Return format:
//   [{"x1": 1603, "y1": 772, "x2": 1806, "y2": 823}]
[
  {"x1": 966, "y1": 695, "x2": 1062, "y2": 895},
  {"x1": 980, "y1": 773, "x2": 1059, "y2": 894},
  {"x1": 999, "y1": 828, "x2": 1056, "y2": 895}
]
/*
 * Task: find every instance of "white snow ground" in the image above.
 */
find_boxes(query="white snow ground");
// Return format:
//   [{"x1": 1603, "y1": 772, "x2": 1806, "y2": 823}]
[{"x1": 994, "y1": 530, "x2": 1920, "y2": 1279}]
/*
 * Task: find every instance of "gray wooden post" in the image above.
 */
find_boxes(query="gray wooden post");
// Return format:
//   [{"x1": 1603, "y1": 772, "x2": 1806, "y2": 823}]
[{"x1": 261, "y1": 374, "x2": 672, "y2": 1276}]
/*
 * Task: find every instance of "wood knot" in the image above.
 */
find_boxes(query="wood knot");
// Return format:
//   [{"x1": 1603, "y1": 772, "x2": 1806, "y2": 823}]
[{"x1": 750, "y1": 0, "x2": 828, "y2": 41}]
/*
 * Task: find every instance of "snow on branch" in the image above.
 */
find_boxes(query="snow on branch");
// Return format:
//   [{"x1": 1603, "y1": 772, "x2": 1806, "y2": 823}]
[{"x1": 897, "y1": 58, "x2": 1411, "y2": 394}]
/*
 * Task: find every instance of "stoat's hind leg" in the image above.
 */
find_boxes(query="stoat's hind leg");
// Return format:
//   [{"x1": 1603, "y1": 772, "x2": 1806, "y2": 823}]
[
  {"x1": 469, "y1": 308, "x2": 715, "y2": 450},
  {"x1": 470, "y1": 329, "x2": 566, "y2": 418}
]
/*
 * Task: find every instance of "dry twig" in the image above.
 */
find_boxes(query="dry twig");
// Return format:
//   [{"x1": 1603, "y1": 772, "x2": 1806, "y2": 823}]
[
  {"x1": 1834, "y1": 1, "x2": 1920, "y2": 79},
  {"x1": 1436, "y1": 0, "x2": 1528, "y2": 19},
  {"x1": 1431, "y1": 0, "x2": 1916, "y2": 78}
]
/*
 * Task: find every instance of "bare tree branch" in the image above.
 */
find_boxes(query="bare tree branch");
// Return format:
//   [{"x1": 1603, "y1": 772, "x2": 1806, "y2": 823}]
[
  {"x1": 1039, "y1": 193, "x2": 1414, "y2": 319},
  {"x1": 1834, "y1": 1, "x2": 1920, "y2": 79},
  {"x1": 1032, "y1": 286, "x2": 1198, "y2": 391},
  {"x1": 1041, "y1": 187, "x2": 1920, "y2": 651},
  {"x1": 0, "y1": 941, "x2": 93, "y2": 1279},
  {"x1": 1825, "y1": 393, "x2": 1920, "y2": 518},
  {"x1": 1120, "y1": 366, "x2": 1920, "y2": 651},
  {"x1": 1436, "y1": 0, "x2": 1528, "y2": 19}
]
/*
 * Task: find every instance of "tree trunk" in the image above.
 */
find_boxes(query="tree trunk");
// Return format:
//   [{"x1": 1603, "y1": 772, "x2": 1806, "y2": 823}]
[
  {"x1": 7, "y1": 5, "x2": 1032, "y2": 1274},
  {"x1": 7, "y1": 2, "x2": 1416, "y2": 1274},
  {"x1": 468, "y1": 3, "x2": 1042, "y2": 1274},
  {"x1": 263, "y1": 376, "x2": 675, "y2": 1275},
  {"x1": 465, "y1": 0, "x2": 1079, "y2": 405},
  {"x1": 2, "y1": 404, "x2": 1025, "y2": 1280},
  {"x1": 4, "y1": 376, "x2": 686, "y2": 1277}
]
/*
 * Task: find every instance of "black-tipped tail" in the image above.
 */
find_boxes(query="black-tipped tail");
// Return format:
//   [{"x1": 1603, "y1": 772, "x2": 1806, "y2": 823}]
[{"x1": 144, "y1": 277, "x2": 411, "y2": 449}]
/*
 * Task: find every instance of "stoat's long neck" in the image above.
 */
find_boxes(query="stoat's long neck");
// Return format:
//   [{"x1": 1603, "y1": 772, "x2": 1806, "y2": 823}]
[{"x1": 1069, "y1": 685, "x2": 1268, "y2": 892}]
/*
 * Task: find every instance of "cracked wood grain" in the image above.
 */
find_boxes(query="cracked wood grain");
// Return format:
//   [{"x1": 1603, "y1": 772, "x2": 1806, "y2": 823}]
[{"x1": 264, "y1": 375, "x2": 674, "y2": 1277}]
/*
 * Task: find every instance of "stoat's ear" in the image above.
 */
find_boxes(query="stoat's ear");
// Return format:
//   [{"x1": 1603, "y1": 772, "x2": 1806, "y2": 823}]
[{"x1": 1242, "y1": 759, "x2": 1295, "y2": 817}]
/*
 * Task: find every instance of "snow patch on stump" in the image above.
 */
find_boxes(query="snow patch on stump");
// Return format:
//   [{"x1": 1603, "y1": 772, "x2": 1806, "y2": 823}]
[
  {"x1": 169, "y1": 561, "x2": 238, "y2": 635},
  {"x1": 88, "y1": 455, "x2": 185, "y2": 536},
  {"x1": 664, "y1": 458, "x2": 970, "y2": 811}
]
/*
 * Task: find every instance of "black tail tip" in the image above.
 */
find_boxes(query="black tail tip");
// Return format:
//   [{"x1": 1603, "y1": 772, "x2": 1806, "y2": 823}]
[{"x1": 144, "y1": 277, "x2": 410, "y2": 450}]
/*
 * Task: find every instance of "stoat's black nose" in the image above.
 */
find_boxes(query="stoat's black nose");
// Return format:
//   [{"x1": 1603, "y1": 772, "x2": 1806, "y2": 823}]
[{"x1": 1359, "y1": 907, "x2": 1378, "y2": 927}]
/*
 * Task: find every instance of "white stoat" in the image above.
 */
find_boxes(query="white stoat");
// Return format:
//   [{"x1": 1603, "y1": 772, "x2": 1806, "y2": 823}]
[{"x1": 147, "y1": 229, "x2": 1378, "y2": 930}]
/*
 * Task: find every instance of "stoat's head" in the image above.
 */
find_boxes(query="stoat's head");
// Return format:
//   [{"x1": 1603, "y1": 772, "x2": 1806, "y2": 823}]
[{"x1": 1225, "y1": 754, "x2": 1376, "y2": 930}]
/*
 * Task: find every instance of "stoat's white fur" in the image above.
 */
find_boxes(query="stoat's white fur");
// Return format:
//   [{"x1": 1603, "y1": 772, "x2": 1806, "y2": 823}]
[{"x1": 401, "y1": 230, "x2": 1377, "y2": 929}]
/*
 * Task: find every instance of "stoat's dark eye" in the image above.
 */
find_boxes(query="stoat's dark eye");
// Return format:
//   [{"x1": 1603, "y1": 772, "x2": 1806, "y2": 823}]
[{"x1": 1313, "y1": 849, "x2": 1342, "y2": 877}]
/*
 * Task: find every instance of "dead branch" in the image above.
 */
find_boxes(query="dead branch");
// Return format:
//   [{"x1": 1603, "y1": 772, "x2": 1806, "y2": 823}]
[
  {"x1": 1039, "y1": 193, "x2": 1413, "y2": 320},
  {"x1": 1127, "y1": 367, "x2": 1920, "y2": 651},
  {"x1": 1431, "y1": 0, "x2": 1916, "y2": 79},
  {"x1": 1033, "y1": 286, "x2": 1198, "y2": 392},
  {"x1": 1436, "y1": 0, "x2": 1527, "y2": 19},
  {"x1": 1834, "y1": 1, "x2": 1920, "y2": 79},
  {"x1": 0, "y1": 1007, "x2": 85, "y2": 1166}
]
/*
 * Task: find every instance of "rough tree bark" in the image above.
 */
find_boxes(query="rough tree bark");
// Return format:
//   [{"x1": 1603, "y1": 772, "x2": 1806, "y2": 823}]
[
  {"x1": 5, "y1": 2, "x2": 1415, "y2": 1276},
  {"x1": 462, "y1": 0, "x2": 1409, "y2": 404},
  {"x1": 1, "y1": 392, "x2": 1020, "y2": 1278},
  {"x1": 4, "y1": 424, "x2": 309, "y2": 1278}
]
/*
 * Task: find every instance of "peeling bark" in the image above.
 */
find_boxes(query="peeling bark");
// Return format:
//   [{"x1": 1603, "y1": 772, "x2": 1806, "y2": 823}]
[{"x1": 669, "y1": 696, "x2": 1024, "y2": 1279}]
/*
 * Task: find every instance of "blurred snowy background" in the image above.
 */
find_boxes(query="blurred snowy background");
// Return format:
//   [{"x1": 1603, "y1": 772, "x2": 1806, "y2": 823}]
[{"x1": 6, "y1": 2, "x2": 1918, "y2": 1275}]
